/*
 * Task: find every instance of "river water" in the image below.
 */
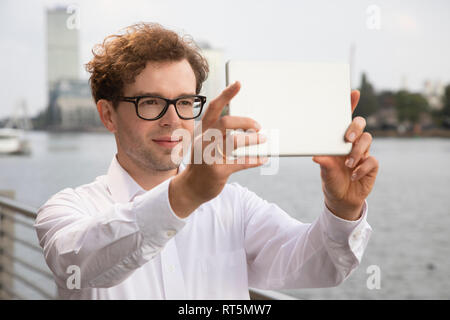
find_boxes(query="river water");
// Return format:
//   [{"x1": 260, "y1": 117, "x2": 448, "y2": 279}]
[{"x1": 1, "y1": 131, "x2": 449, "y2": 299}]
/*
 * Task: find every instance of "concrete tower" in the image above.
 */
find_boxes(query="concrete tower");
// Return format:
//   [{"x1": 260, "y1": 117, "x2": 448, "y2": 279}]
[{"x1": 46, "y1": 6, "x2": 79, "y2": 92}]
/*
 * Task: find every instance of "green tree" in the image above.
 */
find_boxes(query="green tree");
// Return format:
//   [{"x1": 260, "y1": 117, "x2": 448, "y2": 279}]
[
  {"x1": 441, "y1": 84, "x2": 450, "y2": 117},
  {"x1": 354, "y1": 73, "x2": 379, "y2": 118},
  {"x1": 439, "y1": 84, "x2": 450, "y2": 128},
  {"x1": 377, "y1": 90, "x2": 396, "y2": 108},
  {"x1": 395, "y1": 90, "x2": 429, "y2": 124}
]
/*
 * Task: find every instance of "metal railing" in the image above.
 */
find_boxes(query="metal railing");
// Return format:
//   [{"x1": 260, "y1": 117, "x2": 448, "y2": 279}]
[
  {"x1": 0, "y1": 193, "x2": 297, "y2": 300},
  {"x1": 0, "y1": 192, "x2": 56, "y2": 299}
]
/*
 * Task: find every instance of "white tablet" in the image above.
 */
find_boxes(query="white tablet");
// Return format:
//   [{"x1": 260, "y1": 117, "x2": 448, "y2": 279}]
[{"x1": 226, "y1": 60, "x2": 353, "y2": 157}]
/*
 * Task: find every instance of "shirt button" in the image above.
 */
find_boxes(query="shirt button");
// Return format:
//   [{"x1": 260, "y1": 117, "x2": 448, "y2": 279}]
[
  {"x1": 353, "y1": 230, "x2": 362, "y2": 238},
  {"x1": 168, "y1": 265, "x2": 175, "y2": 272},
  {"x1": 166, "y1": 230, "x2": 176, "y2": 237}
]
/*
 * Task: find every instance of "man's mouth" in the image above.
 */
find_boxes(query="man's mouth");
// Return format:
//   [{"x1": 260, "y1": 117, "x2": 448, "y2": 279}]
[{"x1": 152, "y1": 136, "x2": 183, "y2": 148}]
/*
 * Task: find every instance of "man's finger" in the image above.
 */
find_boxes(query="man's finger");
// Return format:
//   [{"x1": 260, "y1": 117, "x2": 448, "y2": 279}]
[
  {"x1": 219, "y1": 115, "x2": 261, "y2": 134},
  {"x1": 351, "y1": 156, "x2": 379, "y2": 181},
  {"x1": 228, "y1": 131, "x2": 266, "y2": 151},
  {"x1": 229, "y1": 156, "x2": 269, "y2": 173},
  {"x1": 202, "y1": 81, "x2": 241, "y2": 128},
  {"x1": 312, "y1": 155, "x2": 334, "y2": 170},
  {"x1": 344, "y1": 116, "x2": 367, "y2": 143},
  {"x1": 344, "y1": 132, "x2": 372, "y2": 169},
  {"x1": 350, "y1": 90, "x2": 360, "y2": 114}
]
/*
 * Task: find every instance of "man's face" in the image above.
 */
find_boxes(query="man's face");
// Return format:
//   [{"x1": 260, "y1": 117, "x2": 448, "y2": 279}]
[{"x1": 113, "y1": 59, "x2": 196, "y2": 171}]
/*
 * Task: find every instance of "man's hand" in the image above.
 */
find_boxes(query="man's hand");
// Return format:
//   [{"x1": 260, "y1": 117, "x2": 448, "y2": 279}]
[
  {"x1": 312, "y1": 90, "x2": 379, "y2": 221},
  {"x1": 169, "y1": 81, "x2": 267, "y2": 218}
]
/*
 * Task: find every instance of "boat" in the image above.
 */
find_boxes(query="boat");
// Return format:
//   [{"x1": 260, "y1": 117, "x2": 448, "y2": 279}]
[
  {"x1": 0, "y1": 128, "x2": 30, "y2": 155},
  {"x1": 0, "y1": 100, "x2": 32, "y2": 155}
]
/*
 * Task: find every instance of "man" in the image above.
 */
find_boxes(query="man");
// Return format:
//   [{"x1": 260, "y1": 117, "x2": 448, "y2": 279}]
[{"x1": 35, "y1": 22, "x2": 379, "y2": 299}]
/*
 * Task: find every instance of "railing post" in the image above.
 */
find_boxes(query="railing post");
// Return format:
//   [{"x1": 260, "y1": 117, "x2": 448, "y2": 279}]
[{"x1": 0, "y1": 190, "x2": 15, "y2": 299}]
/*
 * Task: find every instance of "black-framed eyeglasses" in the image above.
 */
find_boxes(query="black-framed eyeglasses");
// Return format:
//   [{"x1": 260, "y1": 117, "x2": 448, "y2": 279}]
[{"x1": 118, "y1": 94, "x2": 207, "y2": 120}]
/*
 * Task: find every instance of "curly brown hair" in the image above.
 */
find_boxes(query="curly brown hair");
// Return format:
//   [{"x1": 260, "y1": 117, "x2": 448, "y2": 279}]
[{"x1": 85, "y1": 22, "x2": 209, "y2": 108}]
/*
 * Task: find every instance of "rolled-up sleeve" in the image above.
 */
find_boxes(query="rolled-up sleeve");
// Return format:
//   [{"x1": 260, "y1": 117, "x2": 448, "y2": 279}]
[
  {"x1": 34, "y1": 177, "x2": 187, "y2": 289},
  {"x1": 238, "y1": 184, "x2": 372, "y2": 290}
]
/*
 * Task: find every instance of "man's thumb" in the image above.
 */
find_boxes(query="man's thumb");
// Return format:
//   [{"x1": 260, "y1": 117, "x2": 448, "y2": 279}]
[{"x1": 312, "y1": 156, "x2": 333, "y2": 173}]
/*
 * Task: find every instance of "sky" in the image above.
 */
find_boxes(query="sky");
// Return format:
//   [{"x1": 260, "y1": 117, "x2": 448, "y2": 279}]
[{"x1": 0, "y1": 0, "x2": 449, "y2": 119}]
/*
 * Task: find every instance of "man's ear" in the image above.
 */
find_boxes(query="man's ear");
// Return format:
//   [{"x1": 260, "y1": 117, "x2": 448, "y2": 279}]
[{"x1": 97, "y1": 99, "x2": 117, "y2": 133}]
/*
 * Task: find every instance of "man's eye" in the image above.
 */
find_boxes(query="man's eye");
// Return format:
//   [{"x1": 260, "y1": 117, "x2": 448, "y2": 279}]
[
  {"x1": 142, "y1": 99, "x2": 158, "y2": 105},
  {"x1": 179, "y1": 100, "x2": 193, "y2": 106}
]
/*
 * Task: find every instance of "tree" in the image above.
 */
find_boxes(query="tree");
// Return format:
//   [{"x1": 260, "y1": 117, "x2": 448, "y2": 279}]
[
  {"x1": 441, "y1": 85, "x2": 450, "y2": 117},
  {"x1": 354, "y1": 73, "x2": 379, "y2": 118},
  {"x1": 377, "y1": 90, "x2": 396, "y2": 109},
  {"x1": 440, "y1": 84, "x2": 450, "y2": 128},
  {"x1": 394, "y1": 90, "x2": 429, "y2": 124}
]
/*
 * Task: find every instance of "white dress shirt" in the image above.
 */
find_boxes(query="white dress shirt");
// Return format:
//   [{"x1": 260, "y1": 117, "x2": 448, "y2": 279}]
[{"x1": 34, "y1": 155, "x2": 372, "y2": 300}]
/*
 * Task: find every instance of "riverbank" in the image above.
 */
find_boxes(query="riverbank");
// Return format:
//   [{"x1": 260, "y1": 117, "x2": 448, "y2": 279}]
[{"x1": 370, "y1": 129, "x2": 450, "y2": 138}]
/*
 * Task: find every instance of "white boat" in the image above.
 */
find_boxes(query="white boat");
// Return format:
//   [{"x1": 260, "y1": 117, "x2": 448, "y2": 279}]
[
  {"x1": 1, "y1": 100, "x2": 32, "y2": 155},
  {"x1": 0, "y1": 128, "x2": 30, "y2": 155}
]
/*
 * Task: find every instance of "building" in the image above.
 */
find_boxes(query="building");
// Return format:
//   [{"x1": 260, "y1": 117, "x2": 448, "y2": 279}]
[
  {"x1": 197, "y1": 43, "x2": 226, "y2": 119},
  {"x1": 49, "y1": 79, "x2": 101, "y2": 130},
  {"x1": 423, "y1": 80, "x2": 444, "y2": 111},
  {"x1": 46, "y1": 6, "x2": 80, "y2": 93},
  {"x1": 45, "y1": 6, "x2": 100, "y2": 130}
]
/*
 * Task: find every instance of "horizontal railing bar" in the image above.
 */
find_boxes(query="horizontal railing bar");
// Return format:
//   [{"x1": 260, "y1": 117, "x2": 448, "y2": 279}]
[
  {"x1": 0, "y1": 229, "x2": 43, "y2": 253},
  {"x1": 1, "y1": 249, "x2": 54, "y2": 280},
  {"x1": 0, "y1": 210, "x2": 35, "y2": 229},
  {"x1": 0, "y1": 196, "x2": 37, "y2": 219},
  {"x1": 2, "y1": 266, "x2": 54, "y2": 300},
  {"x1": 249, "y1": 287, "x2": 298, "y2": 300},
  {"x1": 1, "y1": 284, "x2": 26, "y2": 300}
]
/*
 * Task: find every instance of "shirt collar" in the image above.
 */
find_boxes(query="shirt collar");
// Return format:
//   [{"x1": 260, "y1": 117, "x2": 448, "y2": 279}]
[{"x1": 105, "y1": 154, "x2": 186, "y2": 203}]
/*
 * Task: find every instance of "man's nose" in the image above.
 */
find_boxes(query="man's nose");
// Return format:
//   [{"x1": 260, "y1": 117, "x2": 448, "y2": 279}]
[{"x1": 159, "y1": 103, "x2": 181, "y2": 127}]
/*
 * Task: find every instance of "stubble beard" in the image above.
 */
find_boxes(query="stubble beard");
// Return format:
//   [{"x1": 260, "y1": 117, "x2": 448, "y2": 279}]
[{"x1": 120, "y1": 131, "x2": 181, "y2": 172}]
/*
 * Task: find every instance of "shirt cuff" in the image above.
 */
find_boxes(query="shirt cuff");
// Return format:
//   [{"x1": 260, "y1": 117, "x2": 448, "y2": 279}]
[
  {"x1": 319, "y1": 199, "x2": 372, "y2": 263},
  {"x1": 132, "y1": 177, "x2": 188, "y2": 253}
]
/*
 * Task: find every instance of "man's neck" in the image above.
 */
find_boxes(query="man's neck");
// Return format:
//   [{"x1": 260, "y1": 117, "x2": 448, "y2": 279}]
[{"x1": 116, "y1": 153, "x2": 178, "y2": 191}]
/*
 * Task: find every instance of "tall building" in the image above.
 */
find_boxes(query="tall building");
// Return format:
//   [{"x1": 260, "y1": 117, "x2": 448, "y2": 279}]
[
  {"x1": 400, "y1": 74, "x2": 408, "y2": 91},
  {"x1": 423, "y1": 80, "x2": 444, "y2": 111},
  {"x1": 45, "y1": 6, "x2": 100, "y2": 130},
  {"x1": 46, "y1": 6, "x2": 80, "y2": 93},
  {"x1": 198, "y1": 43, "x2": 226, "y2": 118}
]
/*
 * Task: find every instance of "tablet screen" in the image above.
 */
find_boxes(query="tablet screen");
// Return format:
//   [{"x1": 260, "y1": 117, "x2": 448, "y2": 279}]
[{"x1": 226, "y1": 60, "x2": 353, "y2": 157}]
